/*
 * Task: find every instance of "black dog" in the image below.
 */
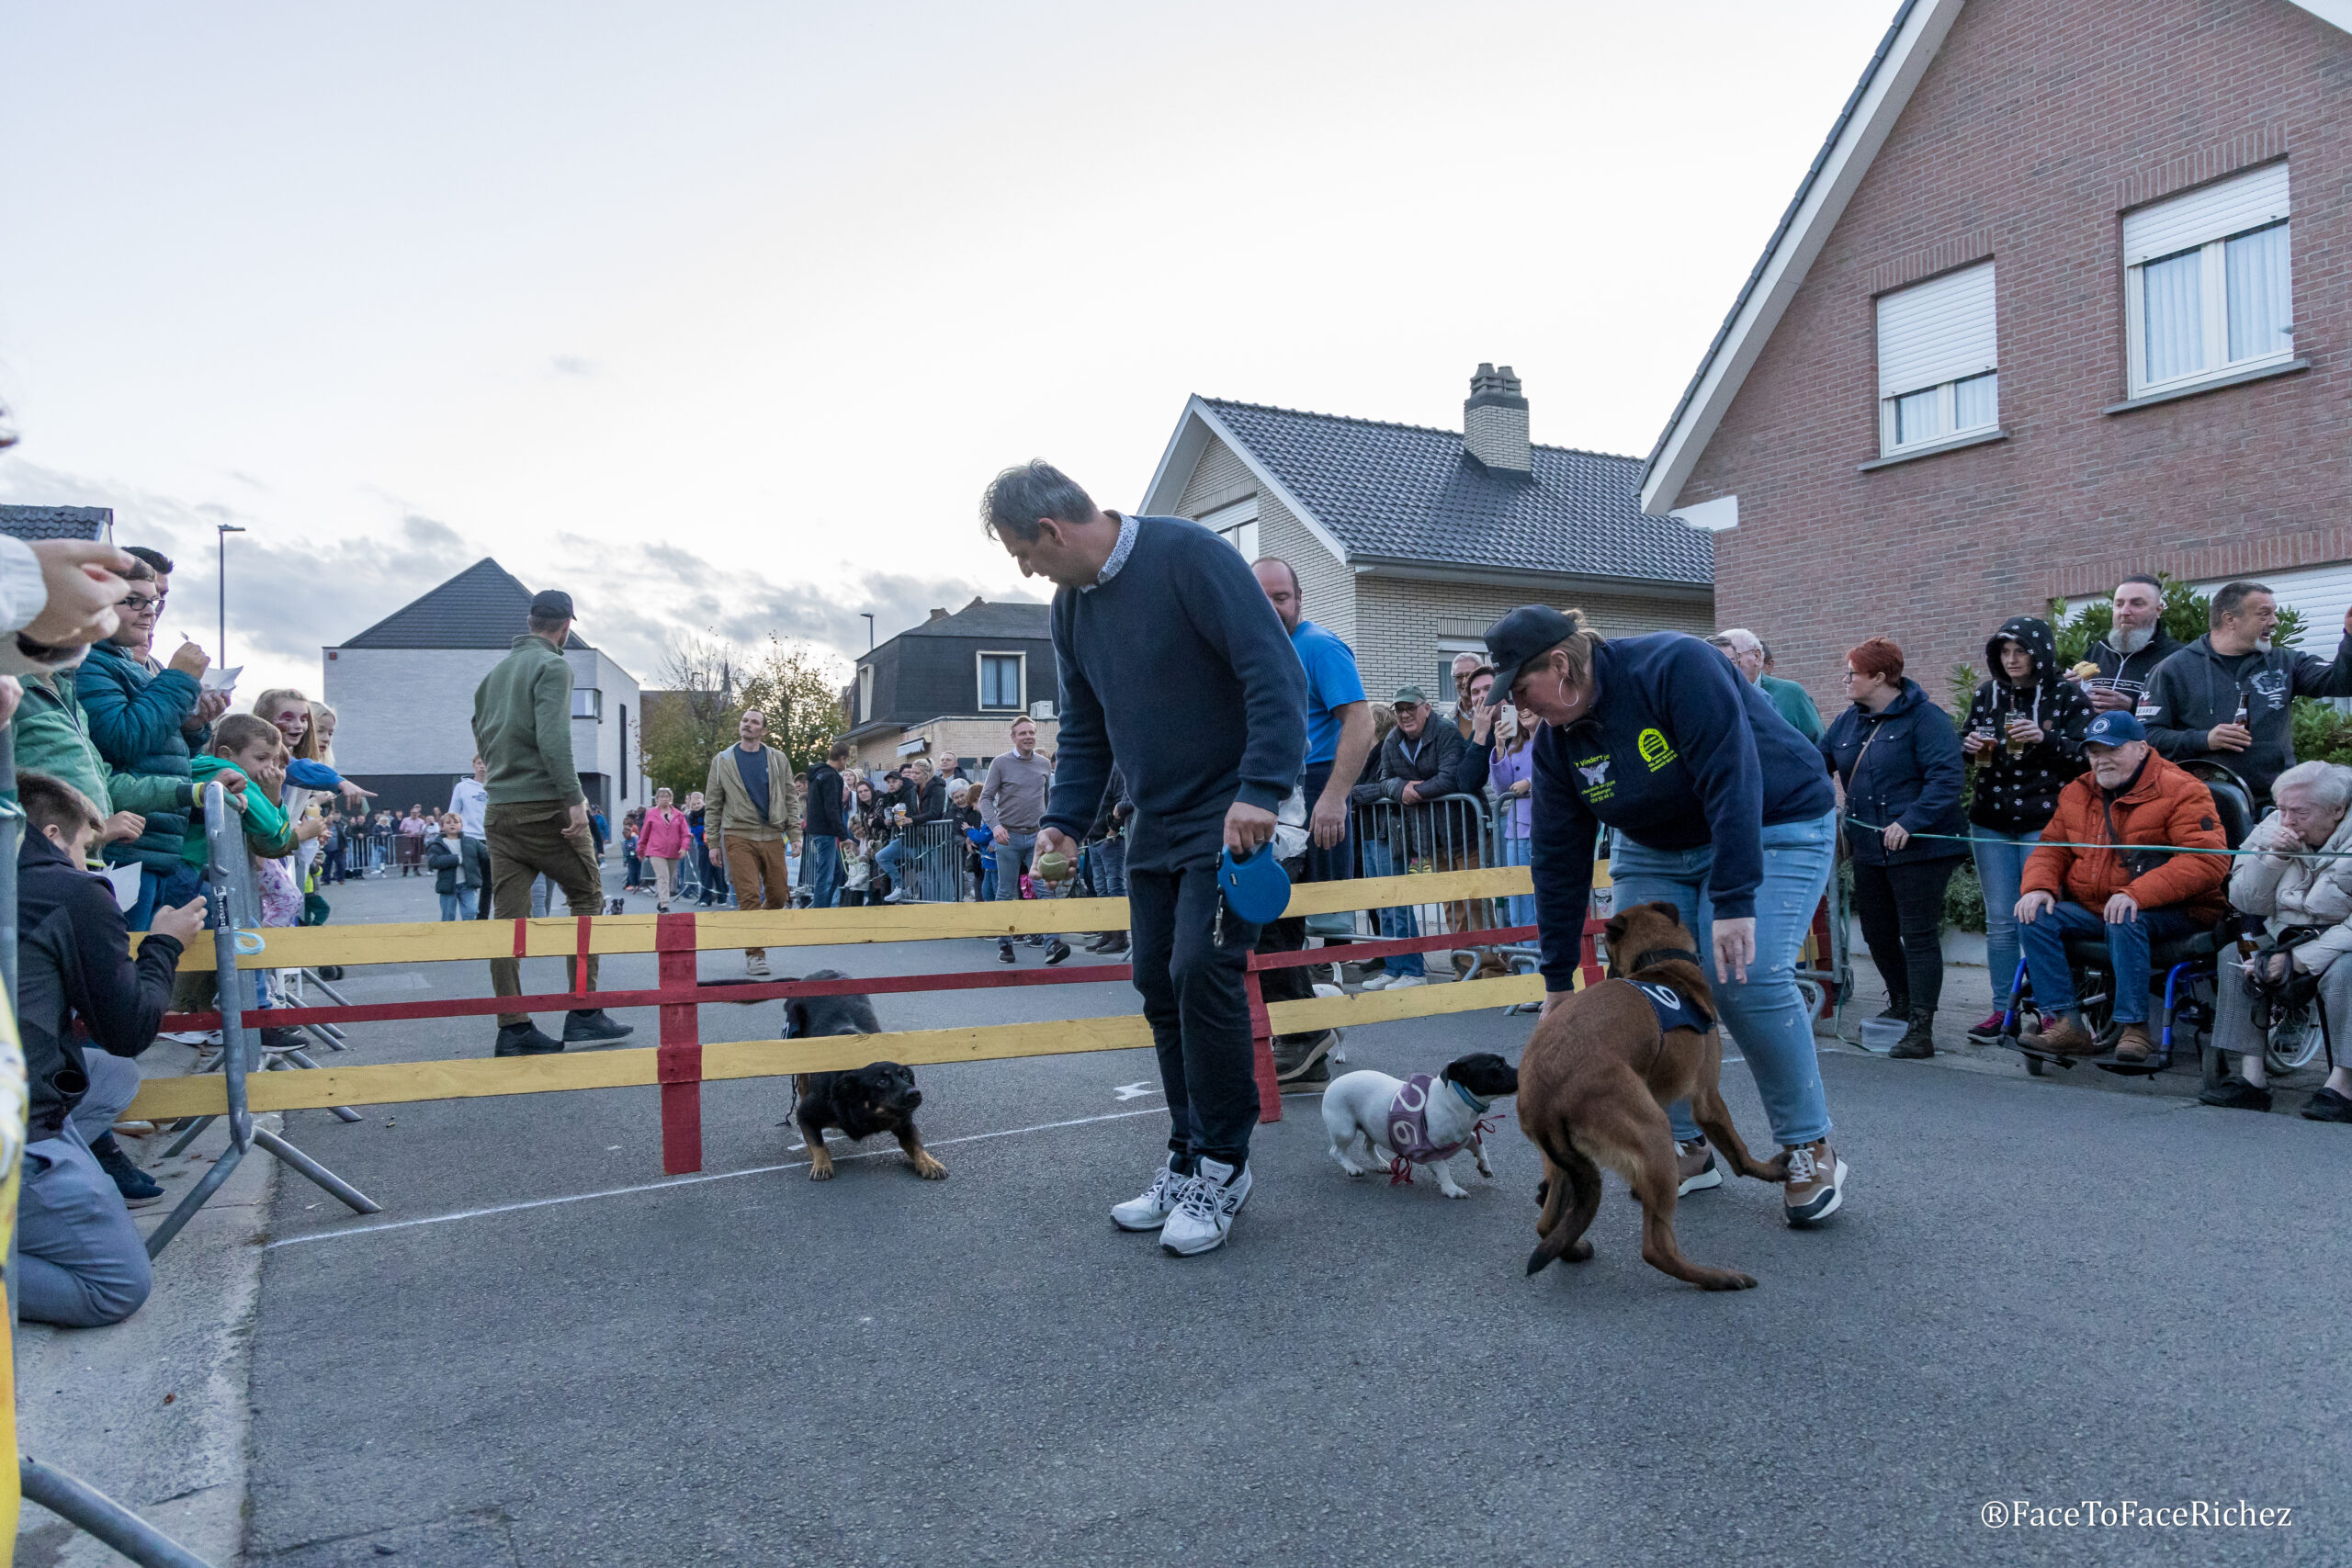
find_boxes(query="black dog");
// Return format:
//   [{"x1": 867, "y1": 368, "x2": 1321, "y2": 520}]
[{"x1": 778, "y1": 970, "x2": 945, "y2": 1182}]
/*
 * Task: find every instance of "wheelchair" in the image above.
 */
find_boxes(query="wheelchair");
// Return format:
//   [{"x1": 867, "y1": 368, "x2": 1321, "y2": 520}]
[{"x1": 2000, "y1": 761, "x2": 2256, "y2": 1079}]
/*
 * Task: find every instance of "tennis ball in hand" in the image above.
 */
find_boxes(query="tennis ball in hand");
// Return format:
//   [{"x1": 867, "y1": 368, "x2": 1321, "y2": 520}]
[{"x1": 1033, "y1": 851, "x2": 1073, "y2": 884}]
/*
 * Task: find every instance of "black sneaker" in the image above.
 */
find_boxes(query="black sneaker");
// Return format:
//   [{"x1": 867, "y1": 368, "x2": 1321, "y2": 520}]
[
  {"x1": 2199, "y1": 1077, "x2": 2272, "y2": 1112},
  {"x1": 564, "y1": 1010, "x2": 634, "y2": 1044},
  {"x1": 92, "y1": 1134, "x2": 164, "y2": 1209},
  {"x1": 998, "y1": 941, "x2": 1017, "y2": 964},
  {"x1": 1023, "y1": 934, "x2": 1046, "y2": 948},
  {"x1": 1273, "y1": 1029, "x2": 1341, "y2": 1084},
  {"x1": 1964, "y1": 1010, "x2": 2007, "y2": 1043},
  {"x1": 494, "y1": 1022, "x2": 566, "y2": 1056},
  {"x1": 1097, "y1": 931, "x2": 1128, "y2": 955},
  {"x1": 1046, "y1": 940, "x2": 1072, "y2": 965},
  {"x1": 2302, "y1": 1086, "x2": 2352, "y2": 1122}
]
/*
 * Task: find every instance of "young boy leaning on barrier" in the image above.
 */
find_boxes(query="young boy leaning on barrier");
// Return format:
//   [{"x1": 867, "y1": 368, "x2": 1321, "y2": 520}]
[{"x1": 169, "y1": 715, "x2": 310, "y2": 1021}]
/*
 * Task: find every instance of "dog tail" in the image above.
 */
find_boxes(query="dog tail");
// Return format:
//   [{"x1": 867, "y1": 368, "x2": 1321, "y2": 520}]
[{"x1": 1523, "y1": 1124, "x2": 1586, "y2": 1277}]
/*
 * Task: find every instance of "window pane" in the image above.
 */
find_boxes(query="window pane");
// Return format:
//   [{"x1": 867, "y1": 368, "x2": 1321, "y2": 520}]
[
  {"x1": 1953, "y1": 371, "x2": 1997, "y2": 432},
  {"x1": 982, "y1": 656, "x2": 1019, "y2": 707},
  {"x1": 2225, "y1": 221, "x2": 2290, "y2": 364},
  {"x1": 1894, "y1": 386, "x2": 1946, "y2": 446},
  {"x1": 2141, "y1": 248, "x2": 2204, "y2": 384}
]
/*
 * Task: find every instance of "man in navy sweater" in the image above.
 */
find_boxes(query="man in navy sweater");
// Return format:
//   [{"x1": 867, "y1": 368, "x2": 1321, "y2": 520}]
[{"x1": 990, "y1": 460, "x2": 1306, "y2": 1258}]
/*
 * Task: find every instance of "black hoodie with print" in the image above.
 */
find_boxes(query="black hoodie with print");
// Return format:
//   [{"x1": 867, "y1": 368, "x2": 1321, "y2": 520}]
[{"x1": 1963, "y1": 616, "x2": 2094, "y2": 837}]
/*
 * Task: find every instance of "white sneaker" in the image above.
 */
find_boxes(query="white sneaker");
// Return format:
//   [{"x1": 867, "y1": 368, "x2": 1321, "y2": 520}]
[
  {"x1": 1311, "y1": 982, "x2": 1343, "y2": 999},
  {"x1": 1160, "y1": 1156, "x2": 1250, "y2": 1256},
  {"x1": 160, "y1": 1030, "x2": 215, "y2": 1046},
  {"x1": 745, "y1": 953, "x2": 771, "y2": 978},
  {"x1": 1387, "y1": 975, "x2": 1429, "y2": 990},
  {"x1": 1358, "y1": 974, "x2": 1394, "y2": 991},
  {"x1": 1111, "y1": 1156, "x2": 1186, "y2": 1231},
  {"x1": 883, "y1": 889, "x2": 908, "y2": 904}
]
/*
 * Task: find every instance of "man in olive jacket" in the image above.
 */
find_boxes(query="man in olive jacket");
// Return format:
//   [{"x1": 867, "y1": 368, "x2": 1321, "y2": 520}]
[{"x1": 469, "y1": 590, "x2": 631, "y2": 1056}]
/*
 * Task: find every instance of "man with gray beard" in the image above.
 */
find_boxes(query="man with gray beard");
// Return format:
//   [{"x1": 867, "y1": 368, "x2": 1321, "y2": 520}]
[
  {"x1": 2143, "y1": 581, "x2": 2352, "y2": 810},
  {"x1": 2078, "y1": 574, "x2": 2185, "y2": 715}
]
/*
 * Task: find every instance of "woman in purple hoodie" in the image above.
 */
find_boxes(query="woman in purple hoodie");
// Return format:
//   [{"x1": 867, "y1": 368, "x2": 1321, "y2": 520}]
[{"x1": 1487, "y1": 703, "x2": 1538, "y2": 931}]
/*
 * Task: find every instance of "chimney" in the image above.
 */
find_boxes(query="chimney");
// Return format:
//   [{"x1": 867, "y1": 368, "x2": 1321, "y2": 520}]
[
  {"x1": 927, "y1": 607, "x2": 950, "y2": 622},
  {"x1": 1463, "y1": 363, "x2": 1531, "y2": 474}
]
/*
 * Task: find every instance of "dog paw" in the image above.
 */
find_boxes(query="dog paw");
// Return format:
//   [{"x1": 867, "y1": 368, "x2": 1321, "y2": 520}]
[
  {"x1": 1440, "y1": 1185, "x2": 1470, "y2": 1201},
  {"x1": 1566, "y1": 1238, "x2": 1594, "y2": 1263},
  {"x1": 912, "y1": 1156, "x2": 948, "y2": 1180},
  {"x1": 1696, "y1": 1270, "x2": 1758, "y2": 1292},
  {"x1": 808, "y1": 1158, "x2": 836, "y2": 1181}
]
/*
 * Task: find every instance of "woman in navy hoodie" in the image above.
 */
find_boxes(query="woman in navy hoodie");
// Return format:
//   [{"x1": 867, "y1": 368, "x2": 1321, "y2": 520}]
[
  {"x1": 1820, "y1": 637, "x2": 1967, "y2": 1060},
  {"x1": 1489, "y1": 605, "x2": 1848, "y2": 1228}
]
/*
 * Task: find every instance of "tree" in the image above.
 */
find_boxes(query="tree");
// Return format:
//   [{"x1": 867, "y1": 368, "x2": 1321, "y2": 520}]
[{"x1": 639, "y1": 633, "x2": 852, "y2": 798}]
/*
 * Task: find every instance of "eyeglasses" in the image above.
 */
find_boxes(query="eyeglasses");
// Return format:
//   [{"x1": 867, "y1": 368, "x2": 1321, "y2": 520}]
[
  {"x1": 118, "y1": 593, "x2": 165, "y2": 613},
  {"x1": 1841, "y1": 670, "x2": 1865, "y2": 682}
]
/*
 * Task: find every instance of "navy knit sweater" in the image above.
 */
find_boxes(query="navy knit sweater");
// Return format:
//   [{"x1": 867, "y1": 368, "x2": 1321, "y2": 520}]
[{"x1": 1042, "y1": 516, "x2": 1306, "y2": 871}]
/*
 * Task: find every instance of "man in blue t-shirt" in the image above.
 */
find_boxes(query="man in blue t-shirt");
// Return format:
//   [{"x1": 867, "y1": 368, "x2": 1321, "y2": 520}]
[{"x1": 1250, "y1": 558, "x2": 1373, "y2": 1086}]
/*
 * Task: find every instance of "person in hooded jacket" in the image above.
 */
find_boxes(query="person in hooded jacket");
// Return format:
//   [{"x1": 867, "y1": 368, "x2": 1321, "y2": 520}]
[
  {"x1": 1960, "y1": 616, "x2": 2093, "y2": 1041},
  {"x1": 2075, "y1": 574, "x2": 2186, "y2": 715},
  {"x1": 1820, "y1": 637, "x2": 1967, "y2": 1058},
  {"x1": 2141, "y1": 580, "x2": 2352, "y2": 811}
]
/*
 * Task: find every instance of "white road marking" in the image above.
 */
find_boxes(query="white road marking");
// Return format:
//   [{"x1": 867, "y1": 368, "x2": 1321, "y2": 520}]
[
  {"x1": 1113, "y1": 1081, "x2": 1160, "y2": 1101},
  {"x1": 264, "y1": 1106, "x2": 1170, "y2": 1249}
]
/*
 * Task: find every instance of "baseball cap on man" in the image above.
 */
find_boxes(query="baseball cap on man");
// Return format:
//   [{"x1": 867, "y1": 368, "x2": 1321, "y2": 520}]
[
  {"x1": 1485, "y1": 604, "x2": 1581, "y2": 694},
  {"x1": 1393, "y1": 684, "x2": 1429, "y2": 706},
  {"x1": 2083, "y1": 711, "x2": 2146, "y2": 748},
  {"x1": 529, "y1": 589, "x2": 575, "y2": 622}
]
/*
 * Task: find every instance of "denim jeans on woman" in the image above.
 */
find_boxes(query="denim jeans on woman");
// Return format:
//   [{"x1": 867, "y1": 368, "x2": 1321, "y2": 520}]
[
  {"x1": 1969, "y1": 826, "x2": 2040, "y2": 1011},
  {"x1": 1501, "y1": 832, "x2": 1534, "y2": 930},
  {"x1": 1606, "y1": 808, "x2": 1838, "y2": 1148},
  {"x1": 1358, "y1": 837, "x2": 1423, "y2": 976}
]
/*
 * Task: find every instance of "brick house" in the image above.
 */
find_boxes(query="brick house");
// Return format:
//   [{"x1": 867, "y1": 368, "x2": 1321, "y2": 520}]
[
  {"x1": 841, "y1": 597, "x2": 1059, "y2": 775},
  {"x1": 1140, "y1": 367, "x2": 1714, "y2": 701},
  {"x1": 324, "y1": 557, "x2": 650, "y2": 815},
  {"x1": 1640, "y1": 0, "x2": 2352, "y2": 719}
]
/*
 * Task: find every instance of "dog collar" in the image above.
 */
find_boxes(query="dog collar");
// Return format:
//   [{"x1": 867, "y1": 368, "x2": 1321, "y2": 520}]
[
  {"x1": 1450, "y1": 1079, "x2": 1491, "y2": 1114},
  {"x1": 1630, "y1": 946, "x2": 1704, "y2": 973}
]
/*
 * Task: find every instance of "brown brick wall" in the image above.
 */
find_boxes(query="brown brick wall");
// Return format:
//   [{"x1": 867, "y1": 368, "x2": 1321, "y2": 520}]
[{"x1": 1681, "y1": 0, "x2": 2352, "y2": 720}]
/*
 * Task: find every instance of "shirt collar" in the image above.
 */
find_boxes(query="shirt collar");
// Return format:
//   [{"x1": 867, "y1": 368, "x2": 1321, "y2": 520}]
[{"x1": 1080, "y1": 512, "x2": 1140, "y2": 592}]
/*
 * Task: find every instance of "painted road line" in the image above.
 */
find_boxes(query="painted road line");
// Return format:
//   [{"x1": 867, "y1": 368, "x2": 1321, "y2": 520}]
[{"x1": 264, "y1": 1106, "x2": 1170, "y2": 1249}]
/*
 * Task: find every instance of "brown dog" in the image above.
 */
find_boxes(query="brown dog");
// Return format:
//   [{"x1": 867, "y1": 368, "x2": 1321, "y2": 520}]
[{"x1": 1516, "y1": 901, "x2": 1786, "y2": 1290}]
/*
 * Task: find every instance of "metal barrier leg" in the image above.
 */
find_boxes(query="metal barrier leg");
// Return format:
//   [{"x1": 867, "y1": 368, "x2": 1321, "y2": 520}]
[
  {"x1": 252, "y1": 1125, "x2": 381, "y2": 1214},
  {"x1": 142, "y1": 1143, "x2": 246, "y2": 1259},
  {"x1": 19, "y1": 1456, "x2": 219, "y2": 1568},
  {"x1": 163, "y1": 1114, "x2": 216, "y2": 1159}
]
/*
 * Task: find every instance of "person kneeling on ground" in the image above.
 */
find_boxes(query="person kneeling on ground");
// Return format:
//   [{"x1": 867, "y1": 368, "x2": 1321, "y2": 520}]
[
  {"x1": 2016, "y1": 712, "x2": 2229, "y2": 1061},
  {"x1": 15, "y1": 770, "x2": 207, "y2": 1327},
  {"x1": 2200, "y1": 761, "x2": 2352, "y2": 1118}
]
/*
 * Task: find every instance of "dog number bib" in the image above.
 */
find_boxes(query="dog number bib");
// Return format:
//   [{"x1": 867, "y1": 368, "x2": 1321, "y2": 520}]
[{"x1": 1628, "y1": 980, "x2": 1713, "y2": 1035}]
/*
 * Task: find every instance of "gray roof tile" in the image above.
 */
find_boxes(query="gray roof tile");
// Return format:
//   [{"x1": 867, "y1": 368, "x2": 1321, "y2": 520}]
[
  {"x1": 337, "y1": 558, "x2": 591, "y2": 650},
  {"x1": 1202, "y1": 400, "x2": 1712, "y2": 587}
]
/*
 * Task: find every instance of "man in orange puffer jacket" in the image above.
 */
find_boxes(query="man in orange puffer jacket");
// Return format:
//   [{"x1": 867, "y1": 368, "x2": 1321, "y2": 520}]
[{"x1": 2017, "y1": 712, "x2": 2229, "y2": 1061}]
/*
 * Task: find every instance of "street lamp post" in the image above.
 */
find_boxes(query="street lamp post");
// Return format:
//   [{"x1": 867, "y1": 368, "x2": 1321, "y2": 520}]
[{"x1": 217, "y1": 523, "x2": 246, "y2": 660}]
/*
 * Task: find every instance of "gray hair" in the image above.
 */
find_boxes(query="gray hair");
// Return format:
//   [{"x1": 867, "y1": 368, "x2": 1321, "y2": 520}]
[
  {"x1": 2211, "y1": 581, "x2": 2272, "y2": 626},
  {"x1": 1713, "y1": 626, "x2": 1763, "y2": 656},
  {"x1": 981, "y1": 460, "x2": 1098, "y2": 544},
  {"x1": 2272, "y1": 761, "x2": 2352, "y2": 812}
]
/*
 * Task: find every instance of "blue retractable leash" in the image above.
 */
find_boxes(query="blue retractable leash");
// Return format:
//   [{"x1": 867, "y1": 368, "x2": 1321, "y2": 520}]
[{"x1": 1216, "y1": 842, "x2": 1290, "y2": 945}]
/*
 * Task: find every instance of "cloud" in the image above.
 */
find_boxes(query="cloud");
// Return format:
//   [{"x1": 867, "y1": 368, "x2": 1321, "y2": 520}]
[{"x1": 548, "y1": 355, "x2": 597, "y2": 378}]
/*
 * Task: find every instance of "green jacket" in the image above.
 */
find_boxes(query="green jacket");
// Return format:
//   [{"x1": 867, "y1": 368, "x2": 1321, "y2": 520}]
[
  {"x1": 14, "y1": 670, "x2": 196, "y2": 821},
  {"x1": 1759, "y1": 673, "x2": 1825, "y2": 744},
  {"x1": 181, "y1": 756, "x2": 297, "y2": 866},
  {"x1": 471, "y1": 634, "x2": 582, "y2": 807}
]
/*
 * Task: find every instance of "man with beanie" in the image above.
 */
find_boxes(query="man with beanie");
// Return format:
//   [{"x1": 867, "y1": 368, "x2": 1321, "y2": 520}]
[
  {"x1": 989, "y1": 459, "x2": 1305, "y2": 1258},
  {"x1": 470, "y1": 589, "x2": 632, "y2": 1056}
]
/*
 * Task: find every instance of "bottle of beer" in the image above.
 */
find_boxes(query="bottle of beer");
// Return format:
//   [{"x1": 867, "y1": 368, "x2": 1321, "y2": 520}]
[{"x1": 2233, "y1": 692, "x2": 2251, "y2": 728}]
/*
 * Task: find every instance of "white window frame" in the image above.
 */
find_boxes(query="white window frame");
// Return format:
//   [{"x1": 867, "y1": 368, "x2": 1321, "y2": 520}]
[
  {"x1": 976, "y1": 649, "x2": 1026, "y2": 711},
  {"x1": 2123, "y1": 164, "x2": 2293, "y2": 400},
  {"x1": 1200, "y1": 497, "x2": 1260, "y2": 561},
  {"x1": 856, "y1": 664, "x2": 873, "y2": 724},
  {"x1": 571, "y1": 687, "x2": 603, "y2": 721},
  {"x1": 1875, "y1": 262, "x2": 1999, "y2": 457}
]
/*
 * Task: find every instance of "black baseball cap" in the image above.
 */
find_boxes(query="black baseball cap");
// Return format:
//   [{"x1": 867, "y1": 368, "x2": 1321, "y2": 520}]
[
  {"x1": 1486, "y1": 604, "x2": 1578, "y2": 694},
  {"x1": 530, "y1": 589, "x2": 575, "y2": 621}
]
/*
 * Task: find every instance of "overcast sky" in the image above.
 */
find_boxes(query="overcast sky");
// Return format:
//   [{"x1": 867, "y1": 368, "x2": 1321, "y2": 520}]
[{"x1": 0, "y1": 0, "x2": 1894, "y2": 705}]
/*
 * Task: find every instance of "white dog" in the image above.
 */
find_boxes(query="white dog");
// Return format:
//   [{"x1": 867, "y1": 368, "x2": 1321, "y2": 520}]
[{"x1": 1320, "y1": 1053, "x2": 1520, "y2": 1199}]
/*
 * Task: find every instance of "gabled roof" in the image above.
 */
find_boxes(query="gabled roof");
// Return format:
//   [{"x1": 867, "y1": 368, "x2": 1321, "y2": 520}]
[
  {"x1": 890, "y1": 597, "x2": 1050, "y2": 642},
  {"x1": 1145, "y1": 397, "x2": 1712, "y2": 591},
  {"x1": 336, "y1": 558, "x2": 590, "y2": 650},
  {"x1": 0, "y1": 504, "x2": 112, "y2": 542},
  {"x1": 1638, "y1": 0, "x2": 2352, "y2": 517}
]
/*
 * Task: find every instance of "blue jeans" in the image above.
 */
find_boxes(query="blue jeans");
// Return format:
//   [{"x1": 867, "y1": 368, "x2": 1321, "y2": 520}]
[
  {"x1": 1501, "y1": 832, "x2": 1534, "y2": 930},
  {"x1": 439, "y1": 891, "x2": 463, "y2": 921},
  {"x1": 1969, "y1": 827, "x2": 2041, "y2": 1013},
  {"x1": 802, "y1": 834, "x2": 841, "y2": 909},
  {"x1": 1091, "y1": 834, "x2": 1127, "y2": 898},
  {"x1": 1359, "y1": 837, "x2": 1423, "y2": 976},
  {"x1": 126, "y1": 862, "x2": 202, "y2": 933},
  {"x1": 1609, "y1": 808, "x2": 1838, "y2": 1149},
  {"x1": 2016, "y1": 900, "x2": 2204, "y2": 1025},
  {"x1": 18, "y1": 1053, "x2": 151, "y2": 1327}
]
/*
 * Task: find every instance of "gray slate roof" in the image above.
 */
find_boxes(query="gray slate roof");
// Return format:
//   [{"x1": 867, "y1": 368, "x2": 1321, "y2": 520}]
[
  {"x1": 337, "y1": 558, "x2": 591, "y2": 650},
  {"x1": 1203, "y1": 400, "x2": 1713, "y2": 588},
  {"x1": 0, "y1": 504, "x2": 113, "y2": 542},
  {"x1": 892, "y1": 597, "x2": 1050, "y2": 640}
]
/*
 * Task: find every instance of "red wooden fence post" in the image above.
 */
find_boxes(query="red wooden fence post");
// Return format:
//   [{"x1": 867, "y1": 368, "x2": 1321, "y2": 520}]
[
  {"x1": 1244, "y1": 963, "x2": 1283, "y2": 1122},
  {"x1": 656, "y1": 912, "x2": 703, "y2": 1174}
]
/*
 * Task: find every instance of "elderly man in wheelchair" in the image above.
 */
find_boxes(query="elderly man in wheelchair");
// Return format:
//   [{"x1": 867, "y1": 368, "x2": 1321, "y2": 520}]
[
  {"x1": 2012, "y1": 713, "x2": 2233, "y2": 1066},
  {"x1": 2198, "y1": 760, "x2": 2352, "y2": 1121}
]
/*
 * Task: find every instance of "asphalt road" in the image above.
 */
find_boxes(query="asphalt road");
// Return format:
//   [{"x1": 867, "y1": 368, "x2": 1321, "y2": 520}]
[{"x1": 239, "y1": 871, "x2": 2351, "y2": 1566}]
